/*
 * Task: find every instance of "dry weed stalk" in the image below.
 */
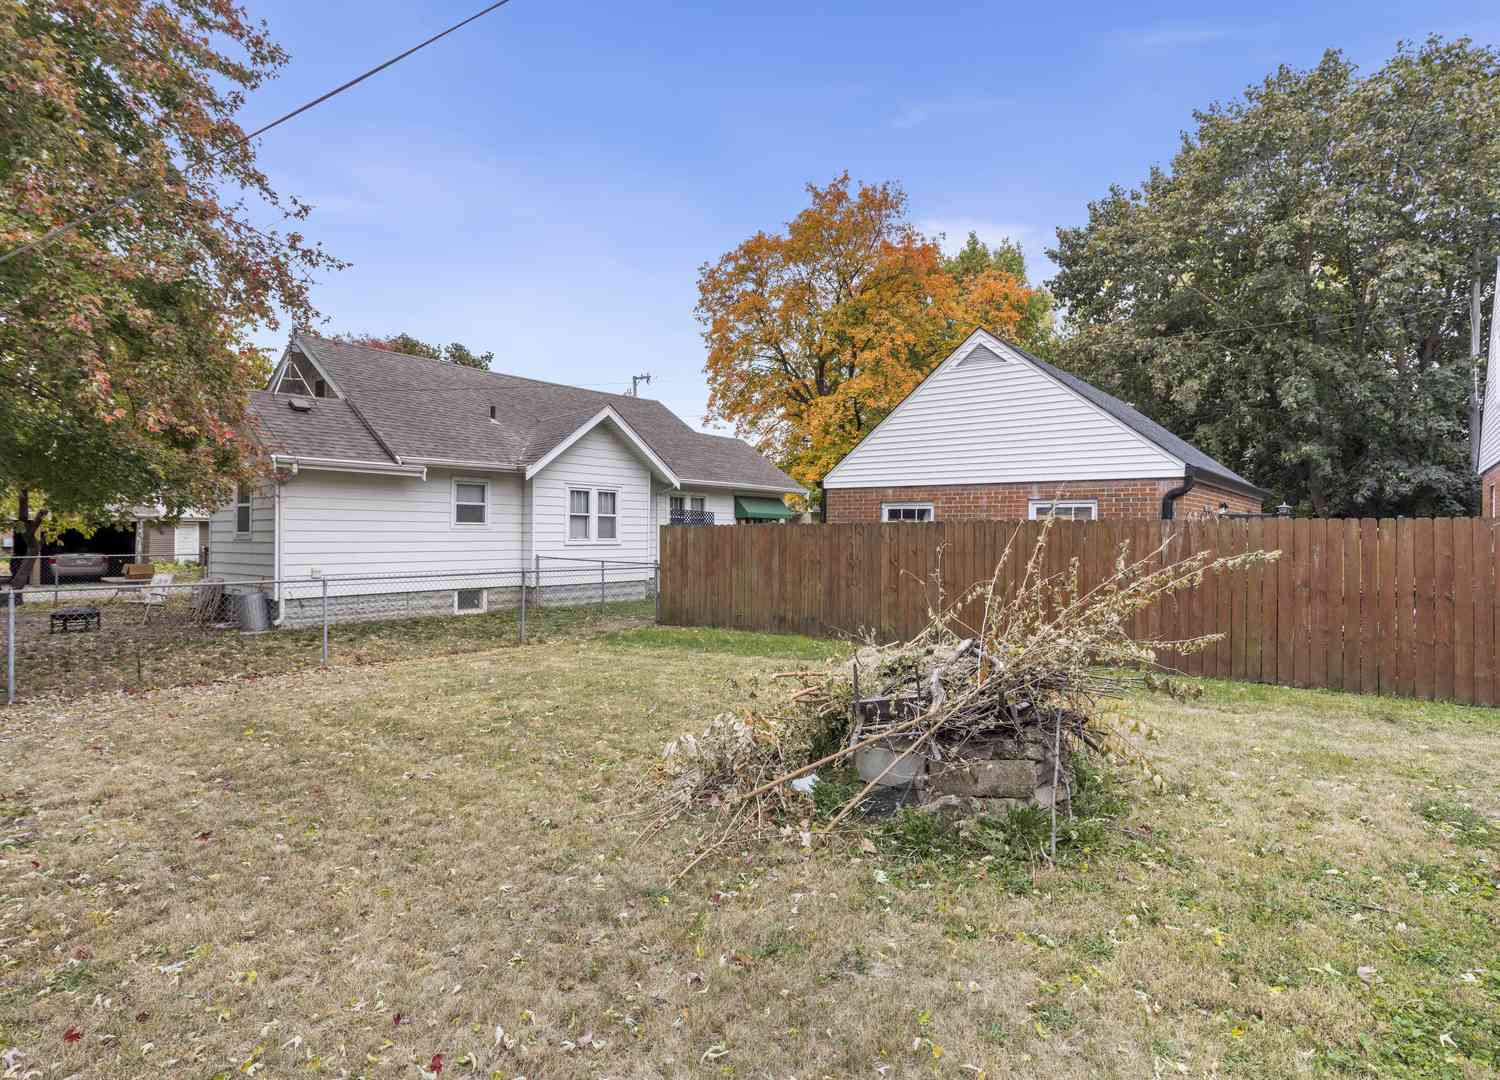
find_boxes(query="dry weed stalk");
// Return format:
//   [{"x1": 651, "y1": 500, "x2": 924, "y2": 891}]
[{"x1": 649, "y1": 518, "x2": 1278, "y2": 874}]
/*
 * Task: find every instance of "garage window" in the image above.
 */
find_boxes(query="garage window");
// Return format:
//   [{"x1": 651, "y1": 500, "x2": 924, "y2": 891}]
[
  {"x1": 1028, "y1": 499, "x2": 1097, "y2": 521},
  {"x1": 883, "y1": 502, "x2": 933, "y2": 523}
]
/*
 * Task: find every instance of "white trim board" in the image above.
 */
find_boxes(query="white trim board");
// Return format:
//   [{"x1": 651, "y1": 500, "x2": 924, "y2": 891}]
[{"x1": 525, "y1": 406, "x2": 680, "y2": 486}]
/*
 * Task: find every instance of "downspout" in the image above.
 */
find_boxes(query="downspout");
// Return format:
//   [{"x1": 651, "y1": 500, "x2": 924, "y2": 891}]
[
  {"x1": 1161, "y1": 465, "x2": 1197, "y2": 520},
  {"x1": 271, "y1": 474, "x2": 287, "y2": 626}
]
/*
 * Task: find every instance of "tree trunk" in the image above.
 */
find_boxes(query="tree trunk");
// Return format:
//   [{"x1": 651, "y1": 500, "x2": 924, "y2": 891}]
[{"x1": 9, "y1": 489, "x2": 46, "y2": 598}]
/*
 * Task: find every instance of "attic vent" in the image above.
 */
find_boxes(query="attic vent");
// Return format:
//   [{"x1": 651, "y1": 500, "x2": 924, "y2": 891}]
[
  {"x1": 288, "y1": 397, "x2": 315, "y2": 412},
  {"x1": 489, "y1": 405, "x2": 497, "y2": 421}
]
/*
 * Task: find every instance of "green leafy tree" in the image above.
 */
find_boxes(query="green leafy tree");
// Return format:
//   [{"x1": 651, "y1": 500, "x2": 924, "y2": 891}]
[
  {"x1": 1049, "y1": 38, "x2": 1500, "y2": 516},
  {"x1": 942, "y1": 231, "x2": 1055, "y2": 353},
  {"x1": 0, "y1": 1, "x2": 342, "y2": 583},
  {"x1": 335, "y1": 332, "x2": 494, "y2": 370}
]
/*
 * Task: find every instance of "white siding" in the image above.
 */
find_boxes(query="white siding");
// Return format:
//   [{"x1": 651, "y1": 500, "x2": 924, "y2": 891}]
[
  {"x1": 823, "y1": 335, "x2": 1182, "y2": 489},
  {"x1": 278, "y1": 468, "x2": 524, "y2": 582},
  {"x1": 207, "y1": 480, "x2": 275, "y2": 581},
  {"x1": 529, "y1": 424, "x2": 656, "y2": 569},
  {"x1": 653, "y1": 488, "x2": 735, "y2": 535}
]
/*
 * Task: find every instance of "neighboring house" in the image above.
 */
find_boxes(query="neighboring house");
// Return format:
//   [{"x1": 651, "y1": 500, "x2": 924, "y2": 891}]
[
  {"x1": 210, "y1": 332, "x2": 800, "y2": 622},
  {"x1": 823, "y1": 329, "x2": 1270, "y2": 523},
  {"x1": 132, "y1": 506, "x2": 210, "y2": 563}
]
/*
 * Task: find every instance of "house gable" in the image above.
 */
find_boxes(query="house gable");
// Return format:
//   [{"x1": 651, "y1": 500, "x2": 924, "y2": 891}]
[{"x1": 823, "y1": 330, "x2": 1183, "y2": 489}]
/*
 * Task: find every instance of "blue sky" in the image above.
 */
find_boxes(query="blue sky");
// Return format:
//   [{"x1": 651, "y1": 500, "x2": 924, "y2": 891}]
[{"x1": 243, "y1": 0, "x2": 1496, "y2": 432}]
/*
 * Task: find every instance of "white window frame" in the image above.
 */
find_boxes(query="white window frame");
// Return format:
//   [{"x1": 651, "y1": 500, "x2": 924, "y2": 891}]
[
  {"x1": 234, "y1": 484, "x2": 252, "y2": 536},
  {"x1": 454, "y1": 588, "x2": 487, "y2": 614},
  {"x1": 453, "y1": 478, "x2": 489, "y2": 527},
  {"x1": 882, "y1": 501, "x2": 934, "y2": 523},
  {"x1": 565, "y1": 487, "x2": 622, "y2": 545},
  {"x1": 1027, "y1": 499, "x2": 1098, "y2": 521}
]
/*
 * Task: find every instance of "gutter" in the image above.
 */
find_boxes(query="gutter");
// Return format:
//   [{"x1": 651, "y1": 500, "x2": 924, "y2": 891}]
[
  {"x1": 1161, "y1": 465, "x2": 1197, "y2": 520},
  {"x1": 677, "y1": 478, "x2": 804, "y2": 496},
  {"x1": 269, "y1": 454, "x2": 427, "y2": 479}
]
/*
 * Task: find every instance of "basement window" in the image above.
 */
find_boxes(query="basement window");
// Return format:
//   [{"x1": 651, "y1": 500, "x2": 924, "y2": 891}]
[
  {"x1": 883, "y1": 502, "x2": 933, "y2": 523},
  {"x1": 1028, "y1": 499, "x2": 1097, "y2": 521},
  {"x1": 454, "y1": 588, "x2": 486, "y2": 614}
]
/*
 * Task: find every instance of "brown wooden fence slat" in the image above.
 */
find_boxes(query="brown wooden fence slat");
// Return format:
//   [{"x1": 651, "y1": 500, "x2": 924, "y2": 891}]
[
  {"x1": 1453, "y1": 519, "x2": 1474, "y2": 705},
  {"x1": 1358, "y1": 519, "x2": 1378, "y2": 694},
  {"x1": 1476, "y1": 523, "x2": 1496, "y2": 707},
  {"x1": 1309, "y1": 519, "x2": 1329, "y2": 690},
  {"x1": 1434, "y1": 517, "x2": 1456, "y2": 702},
  {"x1": 1325, "y1": 518, "x2": 1345, "y2": 690},
  {"x1": 1414, "y1": 518, "x2": 1436, "y2": 700},
  {"x1": 1379, "y1": 519, "x2": 1399, "y2": 696},
  {"x1": 1396, "y1": 519, "x2": 1416, "y2": 698},
  {"x1": 1341, "y1": 519, "x2": 1360, "y2": 692}
]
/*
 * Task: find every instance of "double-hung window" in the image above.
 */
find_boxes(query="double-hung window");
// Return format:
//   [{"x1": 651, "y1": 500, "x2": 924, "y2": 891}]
[
  {"x1": 1028, "y1": 499, "x2": 1097, "y2": 521},
  {"x1": 569, "y1": 489, "x2": 591, "y2": 539},
  {"x1": 882, "y1": 502, "x2": 933, "y2": 523},
  {"x1": 454, "y1": 480, "x2": 488, "y2": 525},
  {"x1": 597, "y1": 491, "x2": 618, "y2": 539},
  {"x1": 234, "y1": 484, "x2": 252, "y2": 535},
  {"x1": 568, "y1": 488, "x2": 620, "y2": 542}
]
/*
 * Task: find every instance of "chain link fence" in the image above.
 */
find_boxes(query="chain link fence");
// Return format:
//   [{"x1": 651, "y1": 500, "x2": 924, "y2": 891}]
[{"x1": 2, "y1": 559, "x2": 658, "y2": 703}]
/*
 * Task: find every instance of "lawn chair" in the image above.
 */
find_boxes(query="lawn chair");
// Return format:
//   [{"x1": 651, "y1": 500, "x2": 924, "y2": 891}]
[{"x1": 123, "y1": 572, "x2": 174, "y2": 621}]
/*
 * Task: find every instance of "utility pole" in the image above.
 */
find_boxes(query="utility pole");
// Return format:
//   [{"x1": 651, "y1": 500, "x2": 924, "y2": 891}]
[
  {"x1": 1472, "y1": 260, "x2": 1485, "y2": 470},
  {"x1": 628, "y1": 373, "x2": 652, "y2": 398}
]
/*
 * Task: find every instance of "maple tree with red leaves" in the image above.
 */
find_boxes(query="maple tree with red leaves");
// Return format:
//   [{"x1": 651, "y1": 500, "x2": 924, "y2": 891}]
[{"x1": 0, "y1": 1, "x2": 342, "y2": 583}]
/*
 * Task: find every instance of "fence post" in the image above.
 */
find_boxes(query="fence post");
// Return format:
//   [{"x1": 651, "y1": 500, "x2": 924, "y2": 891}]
[
  {"x1": 321, "y1": 576, "x2": 329, "y2": 666},
  {"x1": 6, "y1": 587, "x2": 14, "y2": 706},
  {"x1": 518, "y1": 567, "x2": 527, "y2": 644},
  {"x1": 654, "y1": 561, "x2": 661, "y2": 623},
  {"x1": 600, "y1": 561, "x2": 606, "y2": 614}
]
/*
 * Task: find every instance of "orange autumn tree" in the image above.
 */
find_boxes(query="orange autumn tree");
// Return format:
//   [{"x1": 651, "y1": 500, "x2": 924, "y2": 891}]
[{"x1": 695, "y1": 174, "x2": 1050, "y2": 502}]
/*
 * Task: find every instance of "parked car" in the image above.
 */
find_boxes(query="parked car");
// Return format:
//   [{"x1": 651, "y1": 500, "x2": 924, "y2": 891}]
[{"x1": 47, "y1": 553, "x2": 112, "y2": 583}]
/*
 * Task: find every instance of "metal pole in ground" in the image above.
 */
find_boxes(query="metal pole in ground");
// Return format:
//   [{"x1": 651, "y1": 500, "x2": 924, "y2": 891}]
[
  {"x1": 600, "y1": 561, "x2": 606, "y2": 614},
  {"x1": 321, "y1": 576, "x2": 329, "y2": 666},
  {"x1": 654, "y1": 561, "x2": 661, "y2": 623},
  {"x1": 518, "y1": 568, "x2": 527, "y2": 644},
  {"x1": 6, "y1": 587, "x2": 14, "y2": 705}
]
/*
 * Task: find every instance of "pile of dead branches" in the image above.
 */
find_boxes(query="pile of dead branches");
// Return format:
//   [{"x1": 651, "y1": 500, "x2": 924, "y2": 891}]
[{"x1": 649, "y1": 518, "x2": 1278, "y2": 874}]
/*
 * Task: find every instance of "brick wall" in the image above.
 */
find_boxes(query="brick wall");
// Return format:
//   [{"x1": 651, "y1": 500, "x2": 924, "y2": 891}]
[
  {"x1": 1173, "y1": 481, "x2": 1266, "y2": 518},
  {"x1": 1483, "y1": 462, "x2": 1500, "y2": 518},
  {"x1": 825, "y1": 477, "x2": 1264, "y2": 523}
]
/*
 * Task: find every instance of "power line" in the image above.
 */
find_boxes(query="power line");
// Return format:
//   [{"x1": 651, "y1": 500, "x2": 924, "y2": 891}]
[{"x1": 0, "y1": 0, "x2": 515, "y2": 266}]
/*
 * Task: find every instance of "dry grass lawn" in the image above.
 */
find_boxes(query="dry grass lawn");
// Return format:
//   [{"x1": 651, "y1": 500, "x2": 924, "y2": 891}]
[{"x1": 1, "y1": 624, "x2": 1497, "y2": 1079}]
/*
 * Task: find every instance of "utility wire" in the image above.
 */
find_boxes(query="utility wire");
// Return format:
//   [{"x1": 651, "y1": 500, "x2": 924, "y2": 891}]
[{"x1": 0, "y1": 0, "x2": 514, "y2": 266}]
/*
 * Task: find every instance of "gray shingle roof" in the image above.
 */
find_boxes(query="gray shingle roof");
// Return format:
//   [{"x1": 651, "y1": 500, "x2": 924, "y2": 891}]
[
  {"x1": 259, "y1": 333, "x2": 800, "y2": 492},
  {"x1": 247, "y1": 390, "x2": 391, "y2": 463},
  {"x1": 1006, "y1": 340, "x2": 1269, "y2": 499}
]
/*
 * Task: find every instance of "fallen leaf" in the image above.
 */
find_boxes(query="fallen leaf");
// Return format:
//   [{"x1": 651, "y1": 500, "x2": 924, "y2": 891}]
[
  {"x1": 63, "y1": 1026, "x2": 83, "y2": 1043},
  {"x1": 426, "y1": 1053, "x2": 443, "y2": 1074}
]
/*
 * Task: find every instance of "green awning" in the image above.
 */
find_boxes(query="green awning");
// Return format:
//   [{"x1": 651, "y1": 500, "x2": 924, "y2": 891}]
[{"x1": 735, "y1": 495, "x2": 796, "y2": 521}]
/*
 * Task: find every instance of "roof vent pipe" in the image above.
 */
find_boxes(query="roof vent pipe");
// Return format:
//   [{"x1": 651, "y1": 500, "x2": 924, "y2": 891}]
[{"x1": 1160, "y1": 465, "x2": 1197, "y2": 520}]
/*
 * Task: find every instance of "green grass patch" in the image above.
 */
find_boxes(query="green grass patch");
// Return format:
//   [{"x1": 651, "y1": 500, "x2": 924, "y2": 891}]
[{"x1": 601, "y1": 624, "x2": 851, "y2": 661}]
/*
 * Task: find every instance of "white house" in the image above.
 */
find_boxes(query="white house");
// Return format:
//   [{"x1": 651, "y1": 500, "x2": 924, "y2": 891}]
[{"x1": 210, "y1": 332, "x2": 800, "y2": 623}]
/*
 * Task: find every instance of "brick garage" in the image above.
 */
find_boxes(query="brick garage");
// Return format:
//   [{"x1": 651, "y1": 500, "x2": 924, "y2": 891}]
[
  {"x1": 1484, "y1": 462, "x2": 1500, "y2": 518},
  {"x1": 825, "y1": 478, "x2": 1264, "y2": 523}
]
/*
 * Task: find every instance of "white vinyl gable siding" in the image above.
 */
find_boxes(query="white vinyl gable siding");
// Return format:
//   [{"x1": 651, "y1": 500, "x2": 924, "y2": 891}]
[
  {"x1": 823, "y1": 335, "x2": 1183, "y2": 489},
  {"x1": 207, "y1": 479, "x2": 276, "y2": 580},
  {"x1": 277, "y1": 467, "x2": 524, "y2": 582},
  {"x1": 529, "y1": 423, "x2": 655, "y2": 566}
]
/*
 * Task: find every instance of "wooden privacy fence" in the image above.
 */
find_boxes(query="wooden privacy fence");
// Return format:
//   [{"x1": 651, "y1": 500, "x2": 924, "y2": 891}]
[{"x1": 659, "y1": 518, "x2": 1500, "y2": 706}]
